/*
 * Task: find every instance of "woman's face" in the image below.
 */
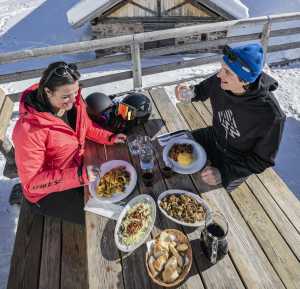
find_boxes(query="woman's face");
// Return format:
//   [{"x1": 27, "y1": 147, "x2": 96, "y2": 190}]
[
  {"x1": 217, "y1": 63, "x2": 246, "y2": 94},
  {"x1": 45, "y1": 81, "x2": 79, "y2": 111}
]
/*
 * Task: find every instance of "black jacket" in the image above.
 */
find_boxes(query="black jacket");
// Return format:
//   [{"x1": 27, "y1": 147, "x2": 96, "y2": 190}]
[{"x1": 192, "y1": 73, "x2": 285, "y2": 186}]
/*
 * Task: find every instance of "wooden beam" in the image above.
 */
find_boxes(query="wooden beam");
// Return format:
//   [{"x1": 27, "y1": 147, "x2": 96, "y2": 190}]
[
  {"x1": 162, "y1": 1, "x2": 189, "y2": 16},
  {"x1": 131, "y1": 41, "x2": 142, "y2": 89},
  {"x1": 128, "y1": 0, "x2": 157, "y2": 15},
  {"x1": 157, "y1": 0, "x2": 161, "y2": 17},
  {"x1": 189, "y1": 0, "x2": 219, "y2": 18},
  {"x1": 101, "y1": 16, "x2": 221, "y2": 23}
]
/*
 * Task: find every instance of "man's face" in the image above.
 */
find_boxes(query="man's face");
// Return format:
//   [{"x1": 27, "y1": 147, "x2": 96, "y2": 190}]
[{"x1": 217, "y1": 63, "x2": 246, "y2": 93}]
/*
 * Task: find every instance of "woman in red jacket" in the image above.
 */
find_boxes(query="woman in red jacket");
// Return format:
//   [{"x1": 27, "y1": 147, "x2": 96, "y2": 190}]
[{"x1": 12, "y1": 62, "x2": 126, "y2": 225}]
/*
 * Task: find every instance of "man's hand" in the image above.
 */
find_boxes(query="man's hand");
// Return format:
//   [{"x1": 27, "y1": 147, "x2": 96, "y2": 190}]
[
  {"x1": 111, "y1": 133, "x2": 127, "y2": 144},
  {"x1": 175, "y1": 83, "x2": 192, "y2": 102},
  {"x1": 200, "y1": 166, "x2": 222, "y2": 186}
]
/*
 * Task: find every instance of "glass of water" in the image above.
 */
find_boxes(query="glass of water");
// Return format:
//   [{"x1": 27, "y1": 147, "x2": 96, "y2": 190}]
[
  {"x1": 180, "y1": 86, "x2": 194, "y2": 103},
  {"x1": 127, "y1": 135, "x2": 140, "y2": 156}
]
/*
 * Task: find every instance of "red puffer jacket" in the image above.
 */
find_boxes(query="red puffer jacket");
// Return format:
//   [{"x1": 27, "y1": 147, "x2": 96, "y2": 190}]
[{"x1": 13, "y1": 84, "x2": 114, "y2": 203}]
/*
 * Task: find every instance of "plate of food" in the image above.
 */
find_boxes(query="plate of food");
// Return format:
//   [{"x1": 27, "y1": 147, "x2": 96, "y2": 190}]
[
  {"x1": 114, "y1": 194, "x2": 156, "y2": 252},
  {"x1": 145, "y1": 229, "x2": 192, "y2": 287},
  {"x1": 89, "y1": 160, "x2": 137, "y2": 203},
  {"x1": 157, "y1": 190, "x2": 212, "y2": 228},
  {"x1": 162, "y1": 138, "x2": 207, "y2": 174}
]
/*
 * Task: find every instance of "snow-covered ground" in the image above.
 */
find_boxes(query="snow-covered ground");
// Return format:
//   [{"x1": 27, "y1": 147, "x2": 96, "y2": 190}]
[{"x1": 0, "y1": 1, "x2": 300, "y2": 288}]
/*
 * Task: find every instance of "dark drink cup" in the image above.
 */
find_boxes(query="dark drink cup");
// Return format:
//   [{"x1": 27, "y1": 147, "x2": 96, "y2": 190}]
[
  {"x1": 200, "y1": 212, "x2": 229, "y2": 264},
  {"x1": 142, "y1": 171, "x2": 154, "y2": 186}
]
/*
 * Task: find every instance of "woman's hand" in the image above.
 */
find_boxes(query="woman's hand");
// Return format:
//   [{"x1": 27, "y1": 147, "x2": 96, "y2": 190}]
[
  {"x1": 200, "y1": 166, "x2": 222, "y2": 186},
  {"x1": 175, "y1": 82, "x2": 191, "y2": 101},
  {"x1": 111, "y1": 133, "x2": 127, "y2": 144}
]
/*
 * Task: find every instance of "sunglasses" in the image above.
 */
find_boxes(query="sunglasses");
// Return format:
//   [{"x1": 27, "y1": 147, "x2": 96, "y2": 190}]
[
  {"x1": 43, "y1": 63, "x2": 78, "y2": 86},
  {"x1": 223, "y1": 45, "x2": 253, "y2": 73}
]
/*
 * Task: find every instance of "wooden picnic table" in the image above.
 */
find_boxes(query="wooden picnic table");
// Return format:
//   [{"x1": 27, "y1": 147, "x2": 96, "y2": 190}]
[{"x1": 84, "y1": 88, "x2": 300, "y2": 289}]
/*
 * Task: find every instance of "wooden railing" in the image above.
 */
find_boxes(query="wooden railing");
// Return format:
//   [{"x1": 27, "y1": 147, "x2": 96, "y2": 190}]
[{"x1": 0, "y1": 12, "x2": 300, "y2": 100}]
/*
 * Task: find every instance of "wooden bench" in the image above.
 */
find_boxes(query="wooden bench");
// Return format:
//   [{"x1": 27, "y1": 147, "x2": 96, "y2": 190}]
[
  {"x1": 0, "y1": 87, "x2": 17, "y2": 178},
  {"x1": 7, "y1": 200, "x2": 88, "y2": 289}
]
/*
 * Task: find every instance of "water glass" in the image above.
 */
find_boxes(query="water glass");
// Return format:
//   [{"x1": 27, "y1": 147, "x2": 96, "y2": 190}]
[
  {"x1": 180, "y1": 87, "x2": 194, "y2": 103},
  {"x1": 127, "y1": 135, "x2": 140, "y2": 156},
  {"x1": 138, "y1": 135, "x2": 152, "y2": 149}
]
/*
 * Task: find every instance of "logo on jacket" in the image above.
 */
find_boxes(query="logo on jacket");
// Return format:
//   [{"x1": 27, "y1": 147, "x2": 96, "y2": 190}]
[{"x1": 218, "y1": 110, "x2": 240, "y2": 139}]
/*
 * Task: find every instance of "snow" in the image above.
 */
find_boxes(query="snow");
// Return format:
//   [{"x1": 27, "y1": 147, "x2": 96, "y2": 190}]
[
  {"x1": 0, "y1": 0, "x2": 300, "y2": 288},
  {"x1": 67, "y1": 0, "x2": 249, "y2": 28},
  {"x1": 210, "y1": 0, "x2": 249, "y2": 19},
  {"x1": 241, "y1": 0, "x2": 300, "y2": 17},
  {"x1": 67, "y1": 0, "x2": 113, "y2": 27}
]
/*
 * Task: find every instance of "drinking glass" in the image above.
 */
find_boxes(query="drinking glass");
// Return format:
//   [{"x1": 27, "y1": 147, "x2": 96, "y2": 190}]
[
  {"x1": 127, "y1": 135, "x2": 140, "y2": 156},
  {"x1": 180, "y1": 86, "x2": 194, "y2": 103},
  {"x1": 139, "y1": 146, "x2": 155, "y2": 186},
  {"x1": 200, "y1": 211, "x2": 229, "y2": 264}
]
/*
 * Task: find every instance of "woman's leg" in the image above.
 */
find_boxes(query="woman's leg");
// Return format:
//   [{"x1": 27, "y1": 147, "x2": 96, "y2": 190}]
[{"x1": 29, "y1": 187, "x2": 85, "y2": 225}]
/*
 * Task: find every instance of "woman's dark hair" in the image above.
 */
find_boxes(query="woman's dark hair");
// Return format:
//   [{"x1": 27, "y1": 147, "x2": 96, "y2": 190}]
[{"x1": 37, "y1": 61, "x2": 80, "y2": 107}]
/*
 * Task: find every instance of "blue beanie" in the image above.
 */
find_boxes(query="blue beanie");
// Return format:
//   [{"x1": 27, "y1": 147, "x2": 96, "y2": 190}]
[{"x1": 223, "y1": 43, "x2": 264, "y2": 83}]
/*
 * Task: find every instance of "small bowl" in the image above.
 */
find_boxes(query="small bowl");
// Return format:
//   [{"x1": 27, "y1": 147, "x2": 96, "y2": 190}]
[{"x1": 145, "y1": 229, "x2": 193, "y2": 288}]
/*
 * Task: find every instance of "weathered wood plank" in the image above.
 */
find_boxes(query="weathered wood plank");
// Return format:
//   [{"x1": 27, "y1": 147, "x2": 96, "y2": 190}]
[
  {"x1": 60, "y1": 222, "x2": 88, "y2": 289},
  {"x1": 174, "y1": 99, "x2": 286, "y2": 289},
  {"x1": 0, "y1": 95, "x2": 14, "y2": 143},
  {"x1": 258, "y1": 168, "x2": 300, "y2": 233},
  {"x1": 203, "y1": 189, "x2": 286, "y2": 289},
  {"x1": 133, "y1": 93, "x2": 205, "y2": 289},
  {"x1": 105, "y1": 138, "x2": 155, "y2": 289},
  {"x1": 0, "y1": 87, "x2": 5, "y2": 109},
  {"x1": 7, "y1": 201, "x2": 44, "y2": 289},
  {"x1": 149, "y1": 88, "x2": 246, "y2": 289},
  {"x1": 39, "y1": 217, "x2": 62, "y2": 289},
  {"x1": 231, "y1": 183, "x2": 300, "y2": 289},
  {"x1": 246, "y1": 174, "x2": 300, "y2": 261},
  {"x1": 84, "y1": 142, "x2": 125, "y2": 289},
  {"x1": 131, "y1": 42, "x2": 143, "y2": 89}
]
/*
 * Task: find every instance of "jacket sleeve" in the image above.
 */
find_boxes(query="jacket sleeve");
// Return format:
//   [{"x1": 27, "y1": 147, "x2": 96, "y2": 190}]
[
  {"x1": 85, "y1": 117, "x2": 115, "y2": 145},
  {"x1": 219, "y1": 115, "x2": 285, "y2": 187},
  {"x1": 13, "y1": 123, "x2": 89, "y2": 200},
  {"x1": 191, "y1": 74, "x2": 217, "y2": 102}
]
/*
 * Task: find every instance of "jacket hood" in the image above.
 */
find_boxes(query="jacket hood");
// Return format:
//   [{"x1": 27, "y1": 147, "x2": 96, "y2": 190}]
[
  {"x1": 19, "y1": 84, "x2": 80, "y2": 130},
  {"x1": 225, "y1": 72, "x2": 278, "y2": 103}
]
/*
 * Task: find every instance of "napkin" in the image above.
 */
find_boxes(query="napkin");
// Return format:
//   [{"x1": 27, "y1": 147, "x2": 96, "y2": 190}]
[
  {"x1": 84, "y1": 197, "x2": 123, "y2": 220},
  {"x1": 157, "y1": 132, "x2": 193, "y2": 147}
]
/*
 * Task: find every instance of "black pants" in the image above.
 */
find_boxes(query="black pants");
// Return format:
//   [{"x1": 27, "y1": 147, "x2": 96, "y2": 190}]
[
  {"x1": 28, "y1": 187, "x2": 85, "y2": 225},
  {"x1": 192, "y1": 127, "x2": 247, "y2": 192}
]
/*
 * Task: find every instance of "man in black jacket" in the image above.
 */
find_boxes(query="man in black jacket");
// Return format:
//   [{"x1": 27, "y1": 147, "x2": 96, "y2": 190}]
[{"x1": 176, "y1": 43, "x2": 285, "y2": 192}]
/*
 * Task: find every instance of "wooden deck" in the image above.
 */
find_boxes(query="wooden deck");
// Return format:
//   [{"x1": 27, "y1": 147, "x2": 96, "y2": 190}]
[
  {"x1": 7, "y1": 87, "x2": 300, "y2": 289},
  {"x1": 84, "y1": 87, "x2": 300, "y2": 289}
]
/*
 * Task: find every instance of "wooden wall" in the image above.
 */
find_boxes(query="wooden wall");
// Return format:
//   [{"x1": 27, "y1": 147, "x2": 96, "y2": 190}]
[{"x1": 108, "y1": 0, "x2": 213, "y2": 18}]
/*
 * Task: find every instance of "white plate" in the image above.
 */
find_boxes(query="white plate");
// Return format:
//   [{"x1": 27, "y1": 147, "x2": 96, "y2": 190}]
[
  {"x1": 157, "y1": 189, "x2": 212, "y2": 228},
  {"x1": 163, "y1": 138, "x2": 207, "y2": 174},
  {"x1": 89, "y1": 160, "x2": 137, "y2": 204},
  {"x1": 114, "y1": 194, "x2": 156, "y2": 252}
]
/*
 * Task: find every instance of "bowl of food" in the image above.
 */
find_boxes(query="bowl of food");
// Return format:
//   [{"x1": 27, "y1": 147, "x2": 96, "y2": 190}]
[
  {"x1": 114, "y1": 194, "x2": 156, "y2": 252},
  {"x1": 163, "y1": 139, "x2": 206, "y2": 174},
  {"x1": 157, "y1": 190, "x2": 212, "y2": 228},
  {"x1": 89, "y1": 160, "x2": 137, "y2": 203},
  {"x1": 145, "y1": 229, "x2": 192, "y2": 287}
]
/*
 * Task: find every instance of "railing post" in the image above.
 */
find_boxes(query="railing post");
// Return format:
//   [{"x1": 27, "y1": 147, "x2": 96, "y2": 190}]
[
  {"x1": 131, "y1": 41, "x2": 142, "y2": 90},
  {"x1": 261, "y1": 16, "x2": 272, "y2": 64}
]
